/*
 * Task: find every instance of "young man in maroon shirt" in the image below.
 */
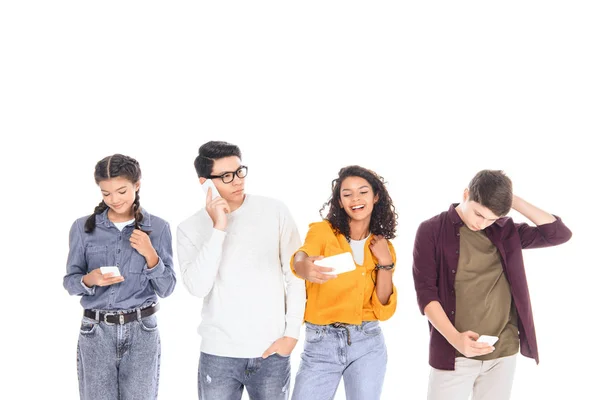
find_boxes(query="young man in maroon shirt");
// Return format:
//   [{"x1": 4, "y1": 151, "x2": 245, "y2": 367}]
[{"x1": 413, "y1": 170, "x2": 572, "y2": 400}]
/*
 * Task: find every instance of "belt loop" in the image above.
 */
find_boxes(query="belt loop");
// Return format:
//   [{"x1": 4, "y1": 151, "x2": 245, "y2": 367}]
[
  {"x1": 136, "y1": 308, "x2": 142, "y2": 321},
  {"x1": 95, "y1": 310, "x2": 99, "y2": 322}
]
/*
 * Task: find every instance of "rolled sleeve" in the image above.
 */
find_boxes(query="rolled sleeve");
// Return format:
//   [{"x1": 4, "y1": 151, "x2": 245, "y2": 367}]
[
  {"x1": 518, "y1": 215, "x2": 573, "y2": 249},
  {"x1": 146, "y1": 223, "x2": 176, "y2": 298},
  {"x1": 372, "y1": 285, "x2": 397, "y2": 321},
  {"x1": 79, "y1": 277, "x2": 95, "y2": 296},
  {"x1": 413, "y1": 221, "x2": 441, "y2": 315},
  {"x1": 289, "y1": 222, "x2": 328, "y2": 278}
]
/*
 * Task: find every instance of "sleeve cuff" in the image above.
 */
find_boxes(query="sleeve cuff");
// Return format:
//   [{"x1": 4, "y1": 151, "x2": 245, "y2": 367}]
[
  {"x1": 145, "y1": 257, "x2": 166, "y2": 276},
  {"x1": 283, "y1": 318, "x2": 303, "y2": 340},
  {"x1": 372, "y1": 286, "x2": 397, "y2": 321},
  {"x1": 80, "y1": 277, "x2": 95, "y2": 296}
]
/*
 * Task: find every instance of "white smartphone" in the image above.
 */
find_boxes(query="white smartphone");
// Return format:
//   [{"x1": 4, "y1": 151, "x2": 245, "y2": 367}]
[
  {"x1": 100, "y1": 266, "x2": 121, "y2": 277},
  {"x1": 201, "y1": 179, "x2": 221, "y2": 201},
  {"x1": 314, "y1": 252, "x2": 356, "y2": 275},
  {"x1": 477, "y1": 335, "x2": 499, "y2": 346}
]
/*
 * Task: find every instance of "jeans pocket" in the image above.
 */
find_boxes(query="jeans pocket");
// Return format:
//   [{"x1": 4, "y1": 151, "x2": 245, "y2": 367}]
[
  {"x1": 363, "y1": 321, "x2": 382, "y2": 336},
  {"x1": 79, "y1": 317, "x2": 98, "y2": 335},
  {"x1": 274, "y1": 352, "x2": 291, "y2": 358},
  {"x1": 305, "y1": 326, "x2": 324, "y2": 343},
  {"x1": 139, "y1": 315, "x2": 159, "y2": 332}
]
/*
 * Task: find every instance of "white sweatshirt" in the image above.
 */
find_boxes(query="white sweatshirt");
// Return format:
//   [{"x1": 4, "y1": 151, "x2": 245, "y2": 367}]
[{"x1": 177, "y1": 194, "x2": 306, "y2": 358}]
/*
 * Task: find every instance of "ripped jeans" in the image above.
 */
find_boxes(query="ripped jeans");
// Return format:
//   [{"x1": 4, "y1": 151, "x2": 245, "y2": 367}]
[{"x1": 198, "y1": 352, "x2": 291, "y2": 400}]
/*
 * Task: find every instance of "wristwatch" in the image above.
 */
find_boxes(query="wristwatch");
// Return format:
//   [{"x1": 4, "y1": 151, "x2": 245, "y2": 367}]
[{"x1": 375, "y1": 262, "x2": 395, "y2": 271}]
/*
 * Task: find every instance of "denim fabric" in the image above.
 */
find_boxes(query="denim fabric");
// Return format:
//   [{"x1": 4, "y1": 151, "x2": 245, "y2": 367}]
[
  {"x1": 64, "y1": 208, "x2": 176, "y2": 311},
  {"x1": 198, "y1": 352, "x2": 291, "y2": 400},
  {"x1": 291, "y1": 321, "x2": 387, "y2": 400},
  {"x1": 77, "y1": 313, "x2": 161, "y2": 400}
]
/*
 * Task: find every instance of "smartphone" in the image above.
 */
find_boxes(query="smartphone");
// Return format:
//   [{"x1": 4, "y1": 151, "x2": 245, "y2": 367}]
[
  {"x1": 314, "y1": 252, "x2": 356, "y2": 275},
  {"x1": 100, "y1": 266, "x2": 121, "y2": 277},
  {"x1": 201, "y1": 179, "x2": 221, "y2": 201},
  {"x1": 476, "y1": 335, "x2": 499, "y2": 346}
]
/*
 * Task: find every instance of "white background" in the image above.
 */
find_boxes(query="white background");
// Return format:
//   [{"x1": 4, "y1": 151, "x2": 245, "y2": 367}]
[{"x1": 1, "y1": 1, "x2": 598, "y2": 399}]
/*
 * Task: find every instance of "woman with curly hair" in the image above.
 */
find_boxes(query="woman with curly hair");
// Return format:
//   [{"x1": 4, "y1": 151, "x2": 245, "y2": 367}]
[{"x1": 290, "y1": 165, "x2": 398, "y2": 400}]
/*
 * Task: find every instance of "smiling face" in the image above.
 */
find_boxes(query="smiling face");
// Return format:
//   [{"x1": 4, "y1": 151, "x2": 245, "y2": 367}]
[
  {"x1": 99, "y1": 176, "x2": 139, "y2": 221},
  {"x1": 339, "y1": 176, "x2": 379, "y2": 223}
]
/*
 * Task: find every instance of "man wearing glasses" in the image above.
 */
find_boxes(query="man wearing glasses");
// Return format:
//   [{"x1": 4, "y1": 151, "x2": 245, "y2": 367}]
[{"x1": 177, "y1": 141, "x2": 306, "y2": 400}]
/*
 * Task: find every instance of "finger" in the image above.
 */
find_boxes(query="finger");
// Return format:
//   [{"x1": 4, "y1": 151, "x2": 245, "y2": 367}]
[
  {"x1": 262, "y1": 344, "x2": 277, "y2": 359},
  {"x1": 103, "y1": 277, "x2": 125, "y2": 286},
  {"x1": 465, "y1": 331, "x2": 479, "y2": 340},
  {"x1": 206, "y1": 187, "x2": 212, "y2": 204},
  {"x1": 472, "y1": 342, "x2": 494, "y2": 350},
  {"x1": 313, "y1": 272, "x2": 337, "y2": 281},
  {"x1": 472, "y1": 346, "x2": 494, "y2": 356},
  {"x1": 315, "y1": 266, "x2": 335, "y2": 273}
]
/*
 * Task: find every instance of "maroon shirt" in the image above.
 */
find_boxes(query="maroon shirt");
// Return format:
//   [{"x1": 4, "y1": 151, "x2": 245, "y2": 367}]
[{"x1": 412, "y1": 204, "x2": 572, "y2": 370}]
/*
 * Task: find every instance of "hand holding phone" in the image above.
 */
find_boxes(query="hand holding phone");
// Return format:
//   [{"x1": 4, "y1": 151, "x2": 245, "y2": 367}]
[
  {"x1": 476, "y1": 335, "x2": 499, "y2": 346},
  {"x1": 100, "y1": 266, "x2": 121, "y2": 277},
  {"x1": 201, "y1": 179, "x2": 221, "y2": 201},
  {"x1": 314, "y1": 252, "x2": 356, "y2": 275}
]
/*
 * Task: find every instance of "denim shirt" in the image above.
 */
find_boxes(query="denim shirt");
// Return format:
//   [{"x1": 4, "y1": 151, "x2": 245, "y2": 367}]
[{"x1": 63, "y1": 208, "x2": 176, "y2": 311}]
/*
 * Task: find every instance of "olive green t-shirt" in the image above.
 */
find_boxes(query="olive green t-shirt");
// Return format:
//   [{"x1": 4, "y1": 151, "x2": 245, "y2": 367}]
[{"x1": 454, "y1": 226, "x2": 519, "y2": 360}]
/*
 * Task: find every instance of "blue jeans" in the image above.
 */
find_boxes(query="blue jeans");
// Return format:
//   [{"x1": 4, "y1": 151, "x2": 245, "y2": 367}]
[
  {"x1": 77, "y1": 313, "x2": 161, "y2": 400},
  {"x1": 291, "y1": 321, "x2": 387, "y2": 400},
  {"x1": 198, "y1": 352, "x2": 291, "y2": 400}
]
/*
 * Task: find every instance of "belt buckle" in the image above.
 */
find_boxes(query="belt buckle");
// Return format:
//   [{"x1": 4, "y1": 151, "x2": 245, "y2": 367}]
[{"x1": 103, "y1": 312, "x2": 116, "y2": 325}]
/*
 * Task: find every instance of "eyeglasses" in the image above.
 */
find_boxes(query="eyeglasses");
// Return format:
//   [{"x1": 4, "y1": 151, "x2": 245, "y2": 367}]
[{"x1": 208, "y1": 165, "x2": 248, "y2": 184}]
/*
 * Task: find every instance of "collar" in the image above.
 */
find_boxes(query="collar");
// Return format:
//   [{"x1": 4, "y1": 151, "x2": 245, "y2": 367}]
[{"x1": 96, "y1": 207, "x2": 152, "y2": 228}]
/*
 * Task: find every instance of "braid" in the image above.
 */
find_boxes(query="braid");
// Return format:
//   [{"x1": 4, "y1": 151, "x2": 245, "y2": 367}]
[
  {"x1": 133, "y1": 190, "x2": 151, "y2": 234},
  {"x1": 133, "y1": 190, "x2": 143, "y2": 230},
  {"x1": 84, "y1": 200, "x2": 109, "y2": 233}
]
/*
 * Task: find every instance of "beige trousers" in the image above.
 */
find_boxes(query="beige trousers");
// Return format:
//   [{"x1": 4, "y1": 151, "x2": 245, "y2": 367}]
[{"x1": 428, "y1": 355, "x2": 517, "y2": 400}]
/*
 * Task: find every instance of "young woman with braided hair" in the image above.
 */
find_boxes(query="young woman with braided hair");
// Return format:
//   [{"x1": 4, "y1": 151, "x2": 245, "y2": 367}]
[{"x1": 63, "y1": 154, "x2": 176, "y2": 400}]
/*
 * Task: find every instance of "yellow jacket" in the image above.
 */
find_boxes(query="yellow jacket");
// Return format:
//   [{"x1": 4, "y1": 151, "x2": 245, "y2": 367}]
[{"x1": 291, "y1": 220, "x2": 397, "y2": 325}]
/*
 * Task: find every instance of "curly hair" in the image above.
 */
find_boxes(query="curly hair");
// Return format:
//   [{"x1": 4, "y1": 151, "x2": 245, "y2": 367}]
[{"x1": 319, "y1": 165, "x2": 397, "y2": 240}]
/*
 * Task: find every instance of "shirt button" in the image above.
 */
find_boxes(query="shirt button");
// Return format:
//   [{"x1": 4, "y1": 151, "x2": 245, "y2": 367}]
[
  {"x1": 457, "y1": 232, "x2": 460, "y2": 236},
  {"x1": 117, "y1": 249, "x2": 121, "y2": 254},
  {"x1": 451, "y1": 311, "x2": 455, "y2": 315},
  {"x1": 455, "y1": 250, "x2": 459, "y2": 254},
  {"x1": 452, "y1": 270, "x2": 456, "y2": 273},
  {"x1": 362, "y1": 272, "x2": 365, "y2": 276}
]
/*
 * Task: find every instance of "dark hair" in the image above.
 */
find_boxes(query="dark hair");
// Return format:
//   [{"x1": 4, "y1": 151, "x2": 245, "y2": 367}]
[
  {"x1": 194, "y1": 141, "x2": 242, "y2": 178},
  {"x1": 467, "y1": 169, "x2": 513, "y2": 217},
  {"x1": 320, "y1": 165, "x2": 398, "y2": 240},
  {"x1": 84, "y1": 154, "x2": 144, "y2": 233}
]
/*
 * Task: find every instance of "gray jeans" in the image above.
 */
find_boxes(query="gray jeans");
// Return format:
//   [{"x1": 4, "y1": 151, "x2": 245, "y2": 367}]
[
  {"x1": 77, "y1": 313, "x2": 161, "y2": 400},
  {"x1": 291, "y1": 321, "x2": 388, "y2": 400},
  {"x1": 198, "y1": 352, "x2": 291, "y2": 400}
]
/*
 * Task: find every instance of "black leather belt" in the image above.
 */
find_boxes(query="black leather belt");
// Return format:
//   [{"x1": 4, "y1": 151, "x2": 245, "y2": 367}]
[{"x1": 84, "y1": 303, "x2": 159, "y2": 325}]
